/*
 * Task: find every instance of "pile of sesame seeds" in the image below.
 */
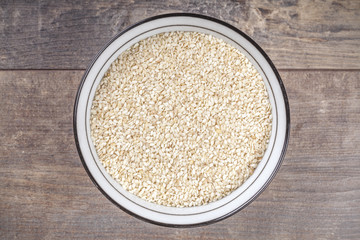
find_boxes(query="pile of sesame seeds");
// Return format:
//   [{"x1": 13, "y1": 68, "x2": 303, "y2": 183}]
[{"x1": 90, "y1": 31, "x2": 272, "y2": 207}]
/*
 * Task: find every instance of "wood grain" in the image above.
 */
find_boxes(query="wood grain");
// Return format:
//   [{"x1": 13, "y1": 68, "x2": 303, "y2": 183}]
[
  {"x1": 1, "y1": 70, "x2": 359, "y2": 239},
  {"x1": 0, "y1": 0, "x2": 360, "y2": 70}
]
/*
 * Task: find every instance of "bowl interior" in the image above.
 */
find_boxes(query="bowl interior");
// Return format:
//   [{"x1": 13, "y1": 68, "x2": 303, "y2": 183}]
[{"x1": 74, "y1": 14, "x2": 289, "y2": 226}]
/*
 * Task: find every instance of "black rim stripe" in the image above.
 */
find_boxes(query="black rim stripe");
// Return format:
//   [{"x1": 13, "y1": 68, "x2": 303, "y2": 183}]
[{"x1": 73, "y1": 13, "x2": 290, "y2": 228}]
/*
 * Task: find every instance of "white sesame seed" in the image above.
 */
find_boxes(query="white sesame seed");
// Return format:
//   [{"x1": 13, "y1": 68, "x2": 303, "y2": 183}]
[{"x1": 90, "y1": 31, "x2": 272, "y2": 207}]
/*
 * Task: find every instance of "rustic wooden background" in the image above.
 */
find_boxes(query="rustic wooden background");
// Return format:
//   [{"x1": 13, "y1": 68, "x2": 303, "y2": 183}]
[{"x1": 1, "y1": 1, "x2": 359, "y2": 239}]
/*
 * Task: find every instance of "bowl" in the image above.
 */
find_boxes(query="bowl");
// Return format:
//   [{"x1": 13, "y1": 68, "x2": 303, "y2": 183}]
[{"x1": 74, "y1": 13, "x2": 290, "y2": 227}]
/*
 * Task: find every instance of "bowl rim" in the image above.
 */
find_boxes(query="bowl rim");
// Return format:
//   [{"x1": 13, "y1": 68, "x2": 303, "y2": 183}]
[{"x1": 73, "y1": 12, "x2": 290, "y2": 228}]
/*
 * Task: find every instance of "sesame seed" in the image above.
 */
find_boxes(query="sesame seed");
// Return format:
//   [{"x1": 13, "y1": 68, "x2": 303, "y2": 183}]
[{"x1": 90, "y1": 31, "x2": 272, "y2": 207}]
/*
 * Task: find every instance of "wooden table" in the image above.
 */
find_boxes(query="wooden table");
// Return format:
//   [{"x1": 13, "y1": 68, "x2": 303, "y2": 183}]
[{"x1": 1, "y1": 1, "x2": 359, "y2": 239}]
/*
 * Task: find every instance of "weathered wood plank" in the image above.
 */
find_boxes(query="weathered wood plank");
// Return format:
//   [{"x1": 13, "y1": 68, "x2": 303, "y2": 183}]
[
  {"x1": 0, "y1": 0, "x2": 359, "y2": 70},
  {"x1": 0, "y1": 70, "x2": 359, "y2": 239}
]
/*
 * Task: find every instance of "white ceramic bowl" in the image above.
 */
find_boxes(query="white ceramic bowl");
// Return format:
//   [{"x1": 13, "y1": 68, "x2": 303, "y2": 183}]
[{"x1": 74, "y1": 13, "x2": 290, "y2": 227}]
